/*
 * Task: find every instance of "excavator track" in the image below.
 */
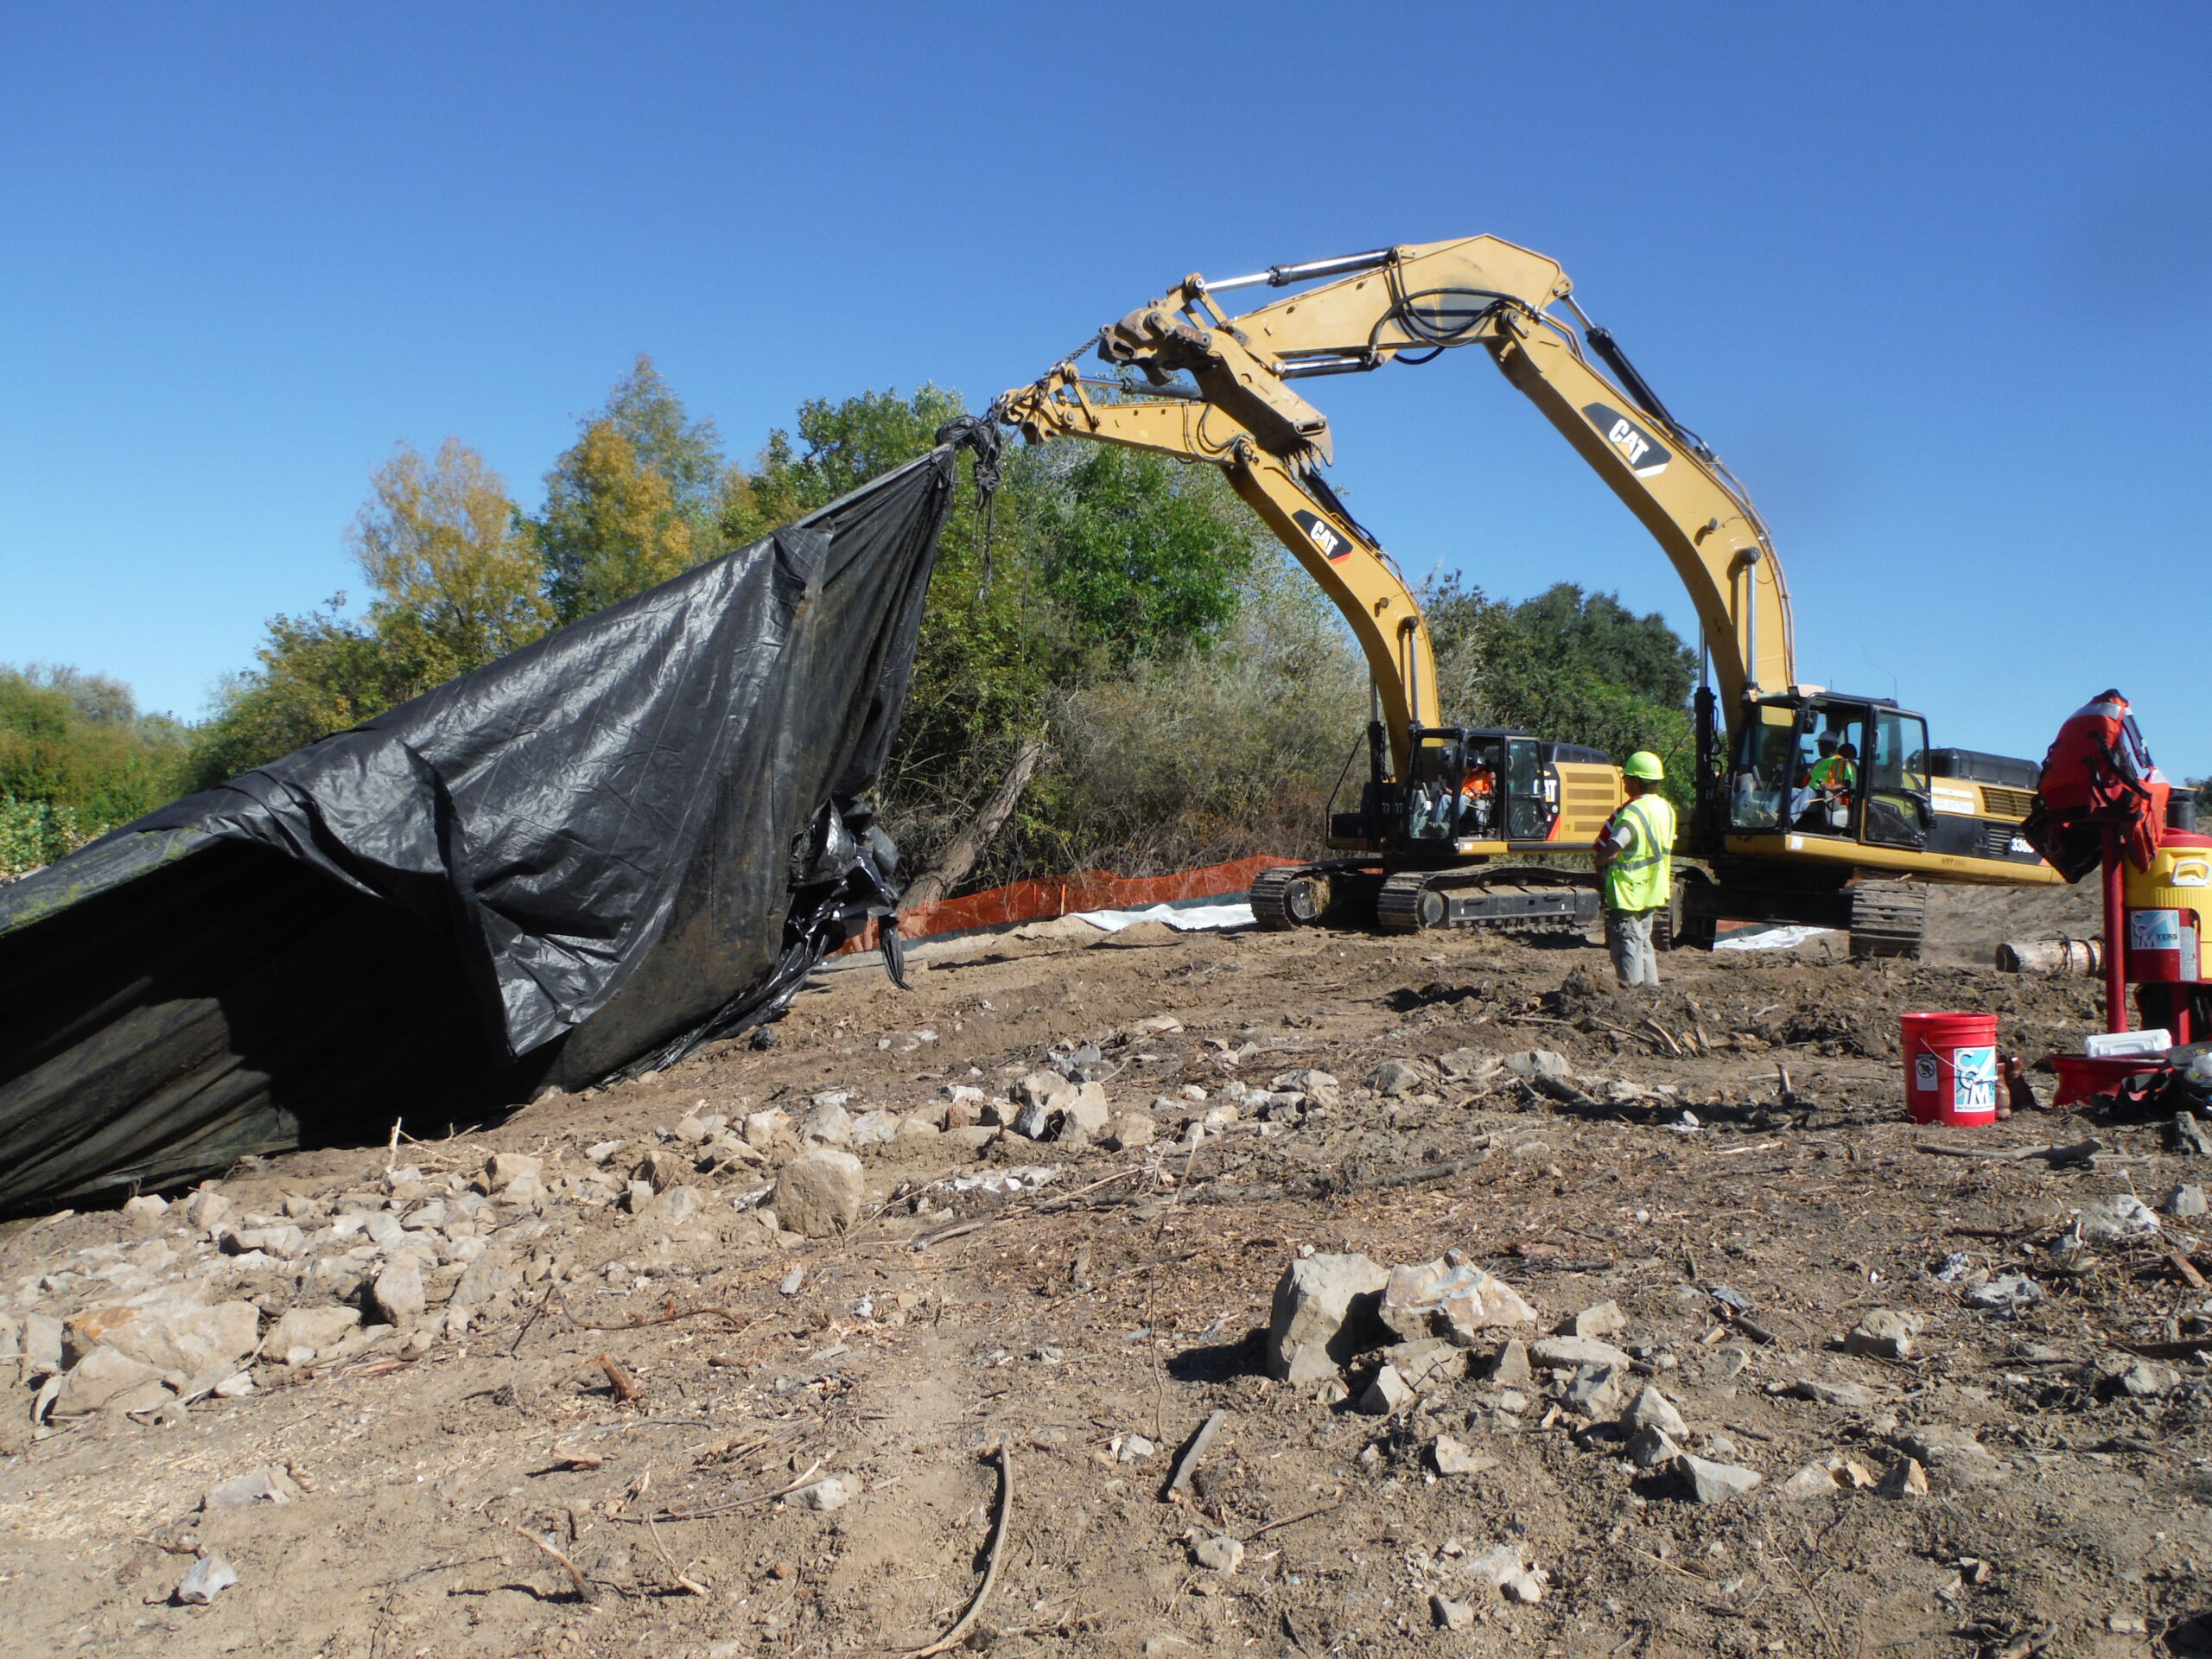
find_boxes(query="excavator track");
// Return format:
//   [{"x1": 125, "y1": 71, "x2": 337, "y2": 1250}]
[
  {"x1": 1374, "y1": 868, "x2": 1599, "y2": 936},
  {"x1": 1250, "y1": 866, "x2": 1331, "y2": 931},
  {"x1": 1848, "y1": 880, "x2": 1927, "y2": 959}
]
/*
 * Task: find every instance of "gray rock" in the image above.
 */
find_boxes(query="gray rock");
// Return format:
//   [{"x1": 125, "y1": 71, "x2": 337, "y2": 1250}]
[
  {"x1": 1626, "y1": 1426, "x2": 1681, "y2": 1469},
  {"x1": 259, "y1": 1306, "x2": 360, "y2": 1362},
  {"x1": 452, "y1": 1248, "x2": 518, "y2": 1309},
  {"x1": 1387, "y1": 1338, "x2": 1469, "y2": 1393},
  {"x1": 1623, "y1": 1383, "x2": 1688, "y2": 1440},
  {"x1": 1559, "y1": 1300, "x2": 1625, "y2": 1339},
  {"x1": 365, "y1": 1211, "x2": 407, "y2": 1249},
  {"x1": 1265, "y1": 1253, "x2": 1388, "y2": 1381},
  {"x1": 1433, "y1": 1594, "x2": 1476, "y2": 1630},
  {"x1": 1843, "y1": 1310, "x2": 1922, "y2": 1360},
  {"x1": 175, "y1": 1552, "x2": 238, "y2": 1605},
  {"x1": 1786, "y1": 1377, "x2": 1873, "y2": 1409},
  {"x1": 202, "y1": 1466, "x2": 302, "y2": 1510},
  {"x1": 183, "y1": 1190, "x2": 232, "y2": 1230},
  {"x1": 54, "y1": 1345, "x2": 160, "y2": 1415},
  {"x1": 2166, "y1": 1184, "x2": 2208, "y2": 1219},
  {"x1": 1102, "y1": 1112, "x2": 1156, "y2": 1152},
  {"x1": 121, "y1": 1194, "x2": 168, "y2": 1232},
  {"x1": 1117, "y1": 1435, "x2": 1157, "y2": 1462},
  {"x1": 1778, "y1": 1461, "x2": 1846, "y2": 1497},
  {"x1": 1015, "y1": 1071, "x2": 1077, "y2": 1112},
  {"x1": 2077, "y1": 1194, "x2": 2161, "y2": 1243},
  {"x1": 1273, "y1": 1069, "x2": 1341, "y2": 1108},
  {"x1": 484, "y1": 1153, "x2": 543, "y2": 1192},
  {"x1": 848, "y1": 1110, "x2": 904, "y2": 1147},
  {"x1": 773, "y1": 1149, "x2": 866, "y2": 1238},
  {"x1": 75, "y1": 1299, "x2": 261, "y2": 1376},
  {"x1": 1892, "y1": 1424, "x2": 2004, "y2": 1486},
  {"x1": 1875, "y1": 1456, "x2": 1929, "y2": 1498},
  {"x1": 643, "y1": 1185, "x2": 706, "y2": 1228},
  {"x1": 1566, "y1": 1363, "x2": 1628, "y2": 1418},
  {"x1": 1060, "y1": 1082, "x2": 1112, "y2": 1137},
  {"x1": 1503, "y1": 1049, "x2": 1573, "y2": 1083},
  {"x1": 373, "y1": 1258, "x2": 428, "y2": 1325},
  {"x1": 1487, "y1": 1338, "x2": 1533, "y2": 1389},
  {"x1": 1678, "y1": 1454, "x2": 1762, "y2": 1503},
  {"x1": 2172, "y1": 1113, "x2": 2212, "y2": 1156},
  {"x1": 1367, "y1": 1060, "x2": 1426, "y2": 1096},
  {"x1": 1431, "y1": 1435, "x2": 1495, "y2": 1476},
  {"x1": 789, "y1": 1476, "x2": 850, "y2": 1512},
  {"x1": 1963, "y1": 1272, "x2": 2041, "y2": 1312},
  {"x1": 1358, "y1": 1364, "x2": 1416, "y2": 1415},
  {"x1": 1382, "y1": 1257, "x2": 1537, "y2": 1344},
  {"x1": 1192, "y1": 1535, "x2": 1244, "y2": 1573},
  {"x1": 1530, "y1": 1334, "x2": 1631, "y2": 1371},
  {"x1": 2118, "y1": 1359, "x2": 2180, "y2": 1397},
  {"x1": 21, "y1": 1313, "x2": 61, "y2": 1381},
  {"x1": 799, "y1": 1103, "x2": 854, "y2": 1147}
]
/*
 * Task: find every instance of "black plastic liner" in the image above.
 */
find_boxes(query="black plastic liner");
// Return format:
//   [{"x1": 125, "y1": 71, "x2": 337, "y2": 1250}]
[{"x1": 0, "y1": 442, "x2": 974, "y2": 1211}]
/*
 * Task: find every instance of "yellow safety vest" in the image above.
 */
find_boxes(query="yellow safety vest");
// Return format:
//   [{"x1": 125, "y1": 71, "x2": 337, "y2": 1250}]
[{"x1": 1604, "y1": 793, "x2": 1677, "y2": 912}]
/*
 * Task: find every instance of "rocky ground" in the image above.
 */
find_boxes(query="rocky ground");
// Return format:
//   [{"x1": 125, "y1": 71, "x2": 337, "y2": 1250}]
[{"x1": 3, "y1": 889, "x2": 2208, "y2": 1659}]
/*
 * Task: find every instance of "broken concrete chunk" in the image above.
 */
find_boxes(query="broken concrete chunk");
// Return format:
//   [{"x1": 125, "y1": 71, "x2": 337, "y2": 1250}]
[
  {"x1": 1387, "y1": 1338, "x2": 1469, "y2": 1393},
  {"x1": 848, "y1": 1110, "x2": 903, "y2": 1147},
  {"x1": 373, "y1": 1258, "x2": 427, "y2": 1326},
  {"x1": 1677, "y1": 1454, "x2": 1762, "y2": 1504},
  {"x1": 772, "y1": 1149, "x2": 865, "y2": 1238},
  {"x1": 1433, "y1": 1594, "x2": 1476, "y2": 1630},
  {"x1": 1963, "y1": 1272, "x2": 2041, "y2": 1312},
  {"x1": 799, "y1": 1103, "x2": 853, "y2": 1148},
  {"x1": 1273, "y1": 1068, "x2": 1341, "y2": 1108},
  {"x1": 21, "y1": 1313, "x2": 62, "y2": 1382},
  {"x1": 2167, "y1": 1183, "x2": 2209, "y2": 1219},
  {"x1": 183, "y1": 1189, "x2": 232, "y2": 1230},
  {"x1": 70, "y1": 1299, "x2": 261, "y2": 1376},
  {"x1": 1265, "y1": 1253, "x2": 1388, "y2": 1381},
  {"x1": 1381, "y1": 1257, "x2": 1537, "y2": 1345},
  {"x1": 1843, "y1": 1310, "x2": 1923, "y2": 1360}
]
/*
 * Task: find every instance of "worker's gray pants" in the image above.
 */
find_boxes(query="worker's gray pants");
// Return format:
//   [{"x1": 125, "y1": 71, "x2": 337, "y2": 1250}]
[{"x1": 1605, "y1": 906, "x2": 1661, "y2": 988}]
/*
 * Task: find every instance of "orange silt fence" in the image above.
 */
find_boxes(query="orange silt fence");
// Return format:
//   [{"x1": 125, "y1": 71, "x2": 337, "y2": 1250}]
[{"x1": 833, "y1": 854, "x2": 1304, "y2": 955}]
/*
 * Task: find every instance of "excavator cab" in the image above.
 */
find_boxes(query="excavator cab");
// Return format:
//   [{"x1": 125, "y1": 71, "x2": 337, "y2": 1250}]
[
  {"x1": 1384, "y1": 728, "x2": 1560, "y2": 855},
  {"x1": 1725, "y1": 694, "x2": 1931, "y2": 849}
]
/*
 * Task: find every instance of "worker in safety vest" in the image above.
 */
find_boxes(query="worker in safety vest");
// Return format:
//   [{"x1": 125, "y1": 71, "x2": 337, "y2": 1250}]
[
  {"x1": 1809, "y1": 740, "x2": 1856, "y2": 798},
  {"x1": 1593, "y1": 751, "x2": 1678, "y2": 988}
]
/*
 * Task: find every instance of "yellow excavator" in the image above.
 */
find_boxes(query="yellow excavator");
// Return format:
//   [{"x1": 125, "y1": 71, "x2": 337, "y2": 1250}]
[{"x1": 995, "y1": 236, "x2": 2061, "y2": 956}]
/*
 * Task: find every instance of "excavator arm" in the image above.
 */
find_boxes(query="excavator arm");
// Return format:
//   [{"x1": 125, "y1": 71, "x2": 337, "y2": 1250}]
[{"x1": 995, "y1": 235, "x2": 1796, "y2": 776}]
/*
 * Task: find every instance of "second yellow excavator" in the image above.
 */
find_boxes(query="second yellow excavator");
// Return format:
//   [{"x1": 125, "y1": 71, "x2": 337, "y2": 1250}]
[{"x1": 995, "y1": 236, "x2": 2062, "y2": 957}]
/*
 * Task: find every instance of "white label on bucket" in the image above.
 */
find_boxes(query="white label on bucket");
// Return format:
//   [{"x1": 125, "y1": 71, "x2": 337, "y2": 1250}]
[
  {"x1": 1914, "y1": 1054, "x2": 1938, "y2": 1091},
  {"x1": 1953, "y1": 1046, "x2": 1998, "y2": 1115},
  {"x1": 2130, "y1": 910, "x2": 2182, "y2": 951}
]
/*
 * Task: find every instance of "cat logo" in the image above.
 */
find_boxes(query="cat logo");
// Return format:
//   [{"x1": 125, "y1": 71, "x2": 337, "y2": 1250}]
[
  {"x1": 1581, "y1": 403, "x2": 1672, "y2": 479},
  {"x1": 1292, "y1": 510, "x2": 1352, "y2": 562}
]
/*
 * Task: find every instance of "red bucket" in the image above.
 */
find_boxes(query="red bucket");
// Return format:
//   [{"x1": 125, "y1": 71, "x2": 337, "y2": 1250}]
[{"x1": 1902, "y1": 1011, "x2": 2001, "y2": 1125}]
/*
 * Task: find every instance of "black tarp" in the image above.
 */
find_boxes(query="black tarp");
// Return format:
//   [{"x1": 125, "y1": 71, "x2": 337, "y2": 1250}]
[{"x1": 0, "y1": 439, "x2": 979, "y2": 1212}]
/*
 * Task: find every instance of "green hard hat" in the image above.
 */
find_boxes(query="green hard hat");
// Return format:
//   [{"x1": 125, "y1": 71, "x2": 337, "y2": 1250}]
[{"x1": 1624, "y1": 750, "x2": 1666, "y2": 781}]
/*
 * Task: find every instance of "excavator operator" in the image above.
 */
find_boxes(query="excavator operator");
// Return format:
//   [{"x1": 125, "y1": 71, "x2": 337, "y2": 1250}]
[
  {"x1": 1593, "y1": 751, "x2": 1678, "y2": 988},
  {"x1": 1459, "y1": 763, "x2": 1497, "y2": 836}
]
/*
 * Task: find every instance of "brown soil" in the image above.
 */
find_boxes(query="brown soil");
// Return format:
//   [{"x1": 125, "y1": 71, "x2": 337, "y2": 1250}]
[{"x1": 3, "y1": 894, "x2": 2204, "y2": 1659}]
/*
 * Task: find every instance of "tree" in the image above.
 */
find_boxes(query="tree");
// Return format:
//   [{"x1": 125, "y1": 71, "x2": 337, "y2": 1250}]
[
  {"x1": 184, "y1": 602, "x2": 425, "y2": 789},
  {"x1": 1, "y1": 664, "x2": 193, "y2": 874},
  {"x1": 350, "y1": 438, "x2": 550, "y2": 686},
  {"x1": 537, "y1": 356, "x2": 726, "y2": 622},
  {"x1": 1507, "y1": 584, "x2": 1694, "y2": 709}
]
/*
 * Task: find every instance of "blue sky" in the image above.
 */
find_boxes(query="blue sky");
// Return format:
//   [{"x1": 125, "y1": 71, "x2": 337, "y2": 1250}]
[{"x1": 3, "y1": 4, "x2": 2208, "y2": 776}]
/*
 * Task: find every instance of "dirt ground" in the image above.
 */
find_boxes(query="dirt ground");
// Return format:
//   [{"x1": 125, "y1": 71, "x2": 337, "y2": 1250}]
[{"x1": 3, "y1": 887, "x2": 2208, "y2": 1659}]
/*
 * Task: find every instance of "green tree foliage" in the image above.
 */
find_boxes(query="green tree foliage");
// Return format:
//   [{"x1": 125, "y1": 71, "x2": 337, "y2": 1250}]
[
  {"x1": 184, "y1": 603, "x2": 425, "y2": 790},
  {"x1": 537, "y1": 355, "x2": 726, "y2": 622},
  {"x1": 0, "y1": 664, "x2": 192, "y2": 875}
]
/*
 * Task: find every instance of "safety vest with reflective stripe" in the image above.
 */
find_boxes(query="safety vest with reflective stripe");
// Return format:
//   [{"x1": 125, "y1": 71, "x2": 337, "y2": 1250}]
[{"x1": 1603, "y1": 793, "x2": 1677, "y2": 912}]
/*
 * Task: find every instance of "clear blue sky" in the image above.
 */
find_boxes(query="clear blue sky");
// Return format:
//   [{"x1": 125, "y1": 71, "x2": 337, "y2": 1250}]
[{"x1": 3, "y1": 4, "x2": 2208, "y2": 775}]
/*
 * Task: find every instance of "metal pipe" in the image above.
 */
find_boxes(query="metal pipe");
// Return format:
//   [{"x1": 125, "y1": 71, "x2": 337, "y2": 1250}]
[
  {"x1": 1199, "y1": 249, "x2": 1395, "y2": 293},
  {"x1": 2103, "y1": 824, "x2": 2129, "y2": 1033}
]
